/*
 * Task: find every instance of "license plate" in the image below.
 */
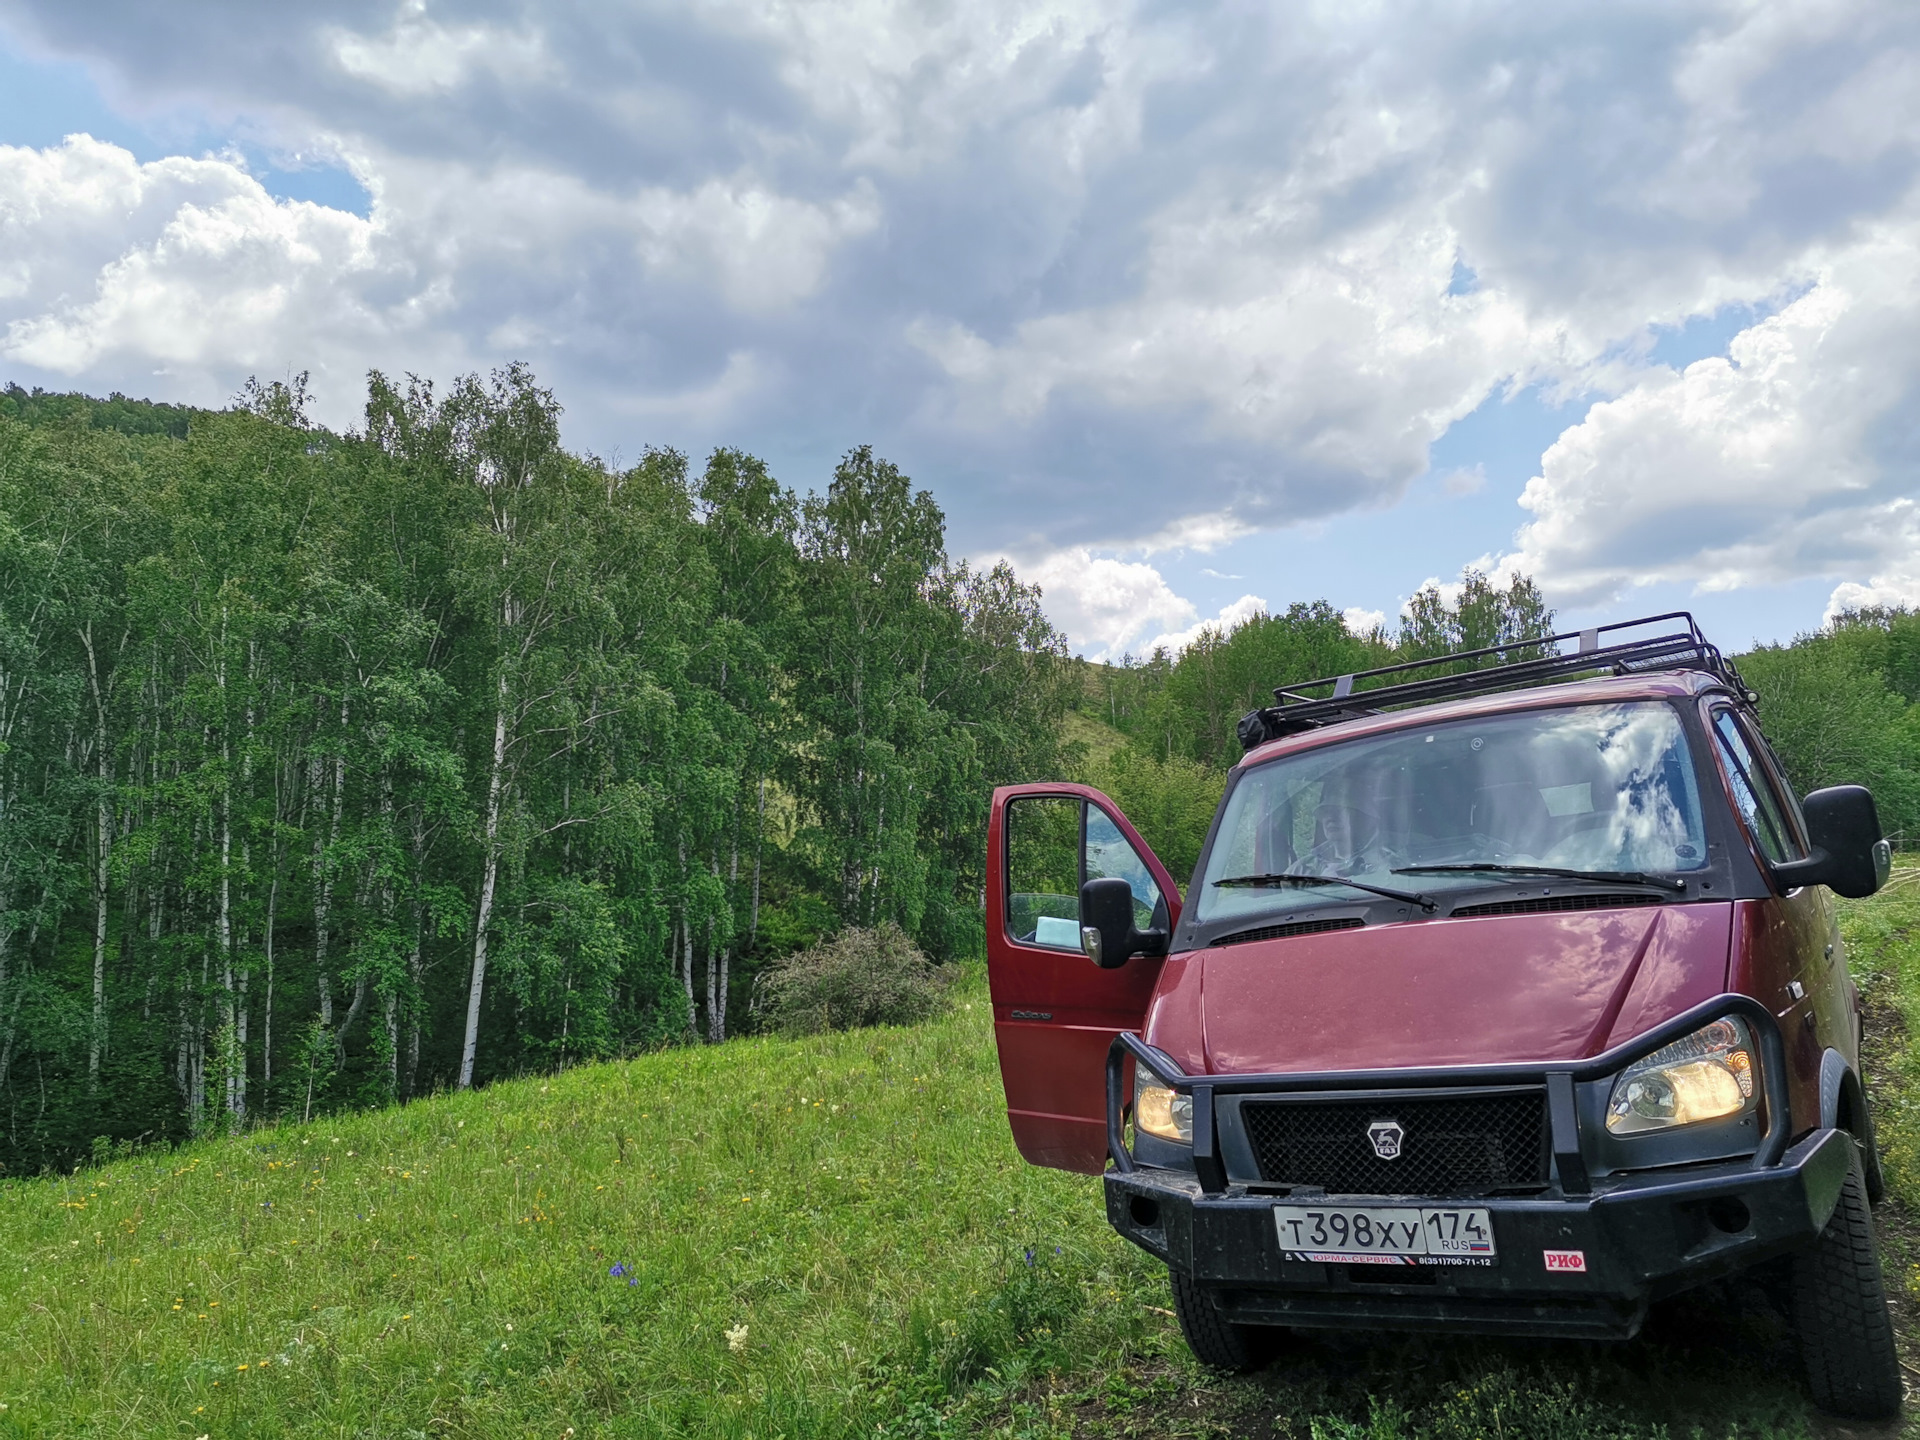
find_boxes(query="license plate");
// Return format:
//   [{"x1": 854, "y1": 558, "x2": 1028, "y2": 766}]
[{"x1": 1274, "y1": 1205, "x2": 1497, "y2": 1267}]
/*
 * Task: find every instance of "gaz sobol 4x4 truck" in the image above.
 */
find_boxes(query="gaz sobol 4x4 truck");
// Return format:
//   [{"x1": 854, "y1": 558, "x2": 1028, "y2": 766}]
[{"x1": 985, "y1": 614, "x2": 1902, "y2": 1418}]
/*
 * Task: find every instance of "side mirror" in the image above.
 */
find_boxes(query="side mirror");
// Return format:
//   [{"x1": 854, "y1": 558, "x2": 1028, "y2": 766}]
[
  {"x1": 1079, "y1": 877, "x2": 1169, "y2": 968},
  {"x1": 1770, "y1": 785, "x2": 1892, "y2": 899}
]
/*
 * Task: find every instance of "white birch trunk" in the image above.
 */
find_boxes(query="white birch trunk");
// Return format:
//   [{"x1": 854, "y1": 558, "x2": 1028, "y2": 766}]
[
  {"x1": 459, "y1": 667, "x2": 512, "y2": 1089},
  {"x1": 311, "y1": 701, "x2": 348, "y2": 1028},
  {"x1": 81, "y1": 624, "x2": 111, "y2": 1083}
]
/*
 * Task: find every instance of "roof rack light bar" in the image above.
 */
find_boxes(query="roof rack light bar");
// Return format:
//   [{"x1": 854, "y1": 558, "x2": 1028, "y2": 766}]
[{"x1": 1237, "y1": 611, "x2": 1752, "y2": 751}]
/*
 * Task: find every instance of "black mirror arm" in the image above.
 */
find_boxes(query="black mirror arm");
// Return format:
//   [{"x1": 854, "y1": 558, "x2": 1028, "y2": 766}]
[
  {"x1": 1768, "y1": 848, "x2": 1833, "y2": 892},
  {"x1": 1129, "y1": 928, "x2": 1170, "y2": 960}
]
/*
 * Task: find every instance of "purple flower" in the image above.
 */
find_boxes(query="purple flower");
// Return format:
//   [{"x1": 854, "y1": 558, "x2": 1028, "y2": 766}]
[
  {"x1": 1024, "y1": 1248, "x2": 1034, "y2": 1266},
  {"x1": 609, "y1": 1263, "x2": 627, "y2": 1278}
]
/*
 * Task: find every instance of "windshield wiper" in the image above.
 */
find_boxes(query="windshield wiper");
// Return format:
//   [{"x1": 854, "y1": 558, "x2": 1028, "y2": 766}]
[
  {"x1": 1212, "y1": 872, "x2": 1437, "y2": 911},
  {"x1": 1391, "y1": 863, "x2": 1687, "y2": 893}
]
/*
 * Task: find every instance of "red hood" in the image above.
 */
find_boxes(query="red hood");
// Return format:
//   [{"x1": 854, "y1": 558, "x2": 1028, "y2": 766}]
[{"x1": 1145, "y1": 903, "x2": 1733, "y2": 1074}]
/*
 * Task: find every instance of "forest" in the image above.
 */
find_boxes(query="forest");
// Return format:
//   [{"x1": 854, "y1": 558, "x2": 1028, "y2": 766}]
[
  {"x1": 3, "y1": 373, "x2": 1919, "y2": 1174},
  {"x1": 0, "y1": 372, "x2": 1073, "y2": 1172}
]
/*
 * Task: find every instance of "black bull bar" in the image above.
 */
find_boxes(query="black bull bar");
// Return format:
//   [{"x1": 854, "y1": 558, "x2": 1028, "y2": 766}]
[{"x1": 1105, "y1": 992, "x2": 1793, "y2": 1194}]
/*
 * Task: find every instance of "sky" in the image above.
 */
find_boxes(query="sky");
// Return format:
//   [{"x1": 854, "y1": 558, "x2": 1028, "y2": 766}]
[{"x1": 2, "y1": 1, "x2": 1919, "y2": 661}]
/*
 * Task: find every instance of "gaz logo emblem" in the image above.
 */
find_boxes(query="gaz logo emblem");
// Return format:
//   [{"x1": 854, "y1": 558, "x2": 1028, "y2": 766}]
[{"x1": 1367, "y1": 1120, "x2": 1405, "y2": 1160}]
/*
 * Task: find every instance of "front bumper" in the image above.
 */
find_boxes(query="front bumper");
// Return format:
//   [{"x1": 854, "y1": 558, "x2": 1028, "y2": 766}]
[{"x1": 1106, "y1": 1126, "x2": 1854, "y2": 1339}]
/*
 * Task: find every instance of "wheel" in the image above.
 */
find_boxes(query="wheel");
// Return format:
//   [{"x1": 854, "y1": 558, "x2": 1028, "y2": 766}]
[
  {"x1": 1168, "y1": 1267, "x2": 1263, "y2": 1371},
  {"x1": 1791, "y1": 1147, "x2": 1903, "y2": 1419}
]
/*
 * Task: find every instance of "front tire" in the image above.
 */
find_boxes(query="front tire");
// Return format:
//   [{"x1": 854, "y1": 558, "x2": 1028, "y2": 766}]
[
  {"x1": 1169, "y1": 1267, "x2": 1263, "y2": 1371},
  {"x1": 1791, "y1": 1148, "x2": 1903, "y2": 1419}
]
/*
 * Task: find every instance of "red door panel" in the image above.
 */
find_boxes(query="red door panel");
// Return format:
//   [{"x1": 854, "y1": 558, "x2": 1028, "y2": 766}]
[{"x1": 986, "y1": 782, "x2": 1182, "y2": 1174}]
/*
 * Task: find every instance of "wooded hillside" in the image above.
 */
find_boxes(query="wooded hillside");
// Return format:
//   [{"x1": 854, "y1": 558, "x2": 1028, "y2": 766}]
[{"x1": 0, "y1": 372, "x2": 1071, "y2": 1170}]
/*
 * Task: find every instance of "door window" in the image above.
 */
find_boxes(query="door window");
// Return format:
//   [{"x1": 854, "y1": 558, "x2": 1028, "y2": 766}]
[
  {"x1": 1005, "y1": 796, "x2": 1166, "y2": 950},
  {"x1": 1710, "y1": 710, "x2": 1805, "y2": 863},
  {"x1": 1006, "y1": 796, "x2": 1082, "y2": 950}
]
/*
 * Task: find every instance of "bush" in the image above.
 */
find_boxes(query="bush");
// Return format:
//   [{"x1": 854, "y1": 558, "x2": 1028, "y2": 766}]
[{"x1": 754, "y1": 923, "x2": 951, "y2": 1036}]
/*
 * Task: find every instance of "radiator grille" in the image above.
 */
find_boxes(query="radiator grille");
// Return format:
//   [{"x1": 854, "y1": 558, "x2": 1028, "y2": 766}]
[
  {"x1": 1448, "y1": 892, "x2": 1662, "y2": 919},
  {"x1": 1241, "y1": 1090, "x2": 1549, "y2": 1196},
  {"x1": 1211, "y1": 917, "x2": 1365, "y2": 948}
]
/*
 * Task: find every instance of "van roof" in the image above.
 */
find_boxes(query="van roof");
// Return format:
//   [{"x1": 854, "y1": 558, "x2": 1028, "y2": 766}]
[
  {"x1": 1235, "y1": 611, "x2": 1752, "y2": 760},
  {"x1": 1237, "y1": 667, "x2": 1734, "y2": 767}
]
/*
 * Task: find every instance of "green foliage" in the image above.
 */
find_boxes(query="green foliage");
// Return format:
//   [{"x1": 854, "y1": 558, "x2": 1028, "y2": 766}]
[
  {"x1": 1741, "y1": 645, "x2": 1920, "y2": 832},
  {"x1": 754, "y1": 922, "x2": 952, "y2": 1036},
  {"x1": 0, "y1": 373, "x2": 1070, "y2": 1169},
  {"x1": 0, "y1": 381, "x2": 198, "y2": 439},
  {"x1": 1739, "y1": 612, "x2": 1920, "y2": 837},
  {"x1": 1398, "y1": 569, "x2": 1553, "y2": 663},
  {"x1": 1075, "y1": 735, "x2": 1226, "y2": 888}
]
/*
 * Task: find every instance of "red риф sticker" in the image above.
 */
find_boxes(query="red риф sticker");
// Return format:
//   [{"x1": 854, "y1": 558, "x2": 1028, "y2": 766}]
[{"x1": 1543, "y1": 1249, "x2": 1586, "y2": 1272}]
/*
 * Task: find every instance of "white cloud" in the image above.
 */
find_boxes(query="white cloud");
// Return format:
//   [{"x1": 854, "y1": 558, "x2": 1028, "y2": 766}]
[
  {"x1": 632, "y1": 176, "x2": 880, "y2": 315},
  {"x1": 0, "y1": 136, "x2": 400, "y2": 401},
  {"x1": 1026, "y1": 548, "x2": 1197, "y2": 660},
  {"x1": 329, "y1": 2, "x2": 553, "y2": 96},
  {"x1": 2, "y1": 0, "x2": 1920, "y2": 619},
  {"x1": 1025, "y1": 543, "x2": 1282, "y2": 659},
  {"x1": 1342, "y1": 606, "x2": 1388, "y2": 636},
  {"x1": 1493, "y1": 226, "x2": 1920, "y2": 609},
  {"x1": 1142, "y1": 593, "x2": 1269, "y2": 657}
]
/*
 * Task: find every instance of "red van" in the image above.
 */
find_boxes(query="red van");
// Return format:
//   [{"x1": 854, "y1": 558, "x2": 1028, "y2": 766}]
[{"x1": 985, "y1": 615, "x2": 1899, "y2": 1419}]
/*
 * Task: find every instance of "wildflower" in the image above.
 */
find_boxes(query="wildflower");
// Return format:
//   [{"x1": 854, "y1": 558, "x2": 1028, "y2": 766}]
[
  {"x1": 726, "y1": 1323, "x2": 749, "y2": 1353},
  {"x1": 402, "y1": 1314, "x2": 412, "y2": 1321},
  {"x1": 506, "y1": 1323, "x2": 513, "y2": 1331},
  {"x1": 609, "y1": 1263, "x2": 627, "y2": 1278},
  {"x1": 237, "y1": 1364, "x2": 248, "y2": 1371},
  {"x1": 1025, "y1": 1248, "x2": 1034, "y2": 1265}
]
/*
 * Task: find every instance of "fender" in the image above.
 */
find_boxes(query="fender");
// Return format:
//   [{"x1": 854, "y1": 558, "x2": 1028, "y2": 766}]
[{"x1": 1820, "y1": 1046, "x2": 1885, "y2": 1203}]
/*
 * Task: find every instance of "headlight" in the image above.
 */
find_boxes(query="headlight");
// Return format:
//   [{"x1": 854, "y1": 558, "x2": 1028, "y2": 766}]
[
  {"x1": 1606, "y1": 1017, "x2": 1758, "y2": 1135},
  {"x1": 1134, "y1": 1068, "x2": 1192, "y2": 1143}
]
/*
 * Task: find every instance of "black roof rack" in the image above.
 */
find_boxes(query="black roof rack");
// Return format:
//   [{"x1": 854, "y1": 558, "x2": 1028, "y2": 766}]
[{"x1": 1236, "y1": 611, "x2": 1753, "y2": 751}]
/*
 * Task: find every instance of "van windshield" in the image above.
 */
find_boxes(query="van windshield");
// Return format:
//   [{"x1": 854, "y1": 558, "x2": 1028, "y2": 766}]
[{"x1": 1193, "y1": 701, "x2": 1708, "y2": 926}]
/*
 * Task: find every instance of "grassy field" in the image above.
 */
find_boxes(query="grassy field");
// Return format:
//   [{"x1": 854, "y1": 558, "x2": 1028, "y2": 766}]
[{"x1": 8, "y1": 875, "x2": 1920, "y2": 1438}]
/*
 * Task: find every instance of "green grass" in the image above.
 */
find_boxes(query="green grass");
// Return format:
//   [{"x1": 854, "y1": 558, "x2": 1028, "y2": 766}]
[
  {"x1": 0, "y1": 978, "x2": 1168, "y2": 1438},
  {"x1": 13, "y1": 878, "x2": 1920, "y2": 1438}
]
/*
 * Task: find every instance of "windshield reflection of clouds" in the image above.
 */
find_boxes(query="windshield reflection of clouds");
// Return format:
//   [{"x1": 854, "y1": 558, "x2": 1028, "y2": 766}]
[{"x1": 1196, "y1": 703, "x2": 1707, "y2": 924}]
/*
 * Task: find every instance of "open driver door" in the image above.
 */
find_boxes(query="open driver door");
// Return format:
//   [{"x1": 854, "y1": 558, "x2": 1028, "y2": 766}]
[{"x1": 986, "y1": 783, "x2": 1182, "y2": 1173}]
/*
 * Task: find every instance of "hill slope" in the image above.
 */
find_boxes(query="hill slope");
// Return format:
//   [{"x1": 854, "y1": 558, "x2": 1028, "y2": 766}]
[
  {"x1": 14, "y1": 880, "x2": 1920, "y2": 1437},
  {"x1": 0, "y1": 972, "x2": 1159, "y2": 1437}
]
